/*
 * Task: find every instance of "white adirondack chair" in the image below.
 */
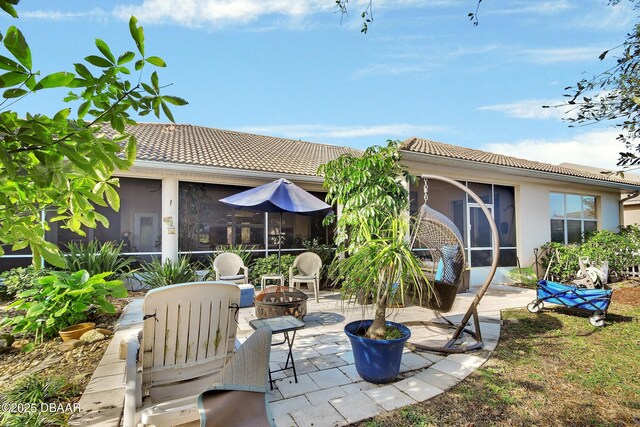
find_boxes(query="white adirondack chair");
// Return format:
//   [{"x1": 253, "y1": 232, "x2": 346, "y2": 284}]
[{"x1": 123, "y1": 281, "x2": 244, "y2": 427}]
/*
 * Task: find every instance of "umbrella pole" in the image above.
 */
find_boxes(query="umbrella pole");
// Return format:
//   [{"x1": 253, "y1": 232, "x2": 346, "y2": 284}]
[{"x1": 278, "y1": 212, "x2": 282, "y2": 274}]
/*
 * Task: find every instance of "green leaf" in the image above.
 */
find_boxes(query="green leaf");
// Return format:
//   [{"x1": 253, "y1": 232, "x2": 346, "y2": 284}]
[
  {"x1": 104, "y1": 184, "x2": 120, "y2": 211},
  {"x1": 78, "y1": 100, "x2": 91, "y2": 118},
  {"x1": 117, "y1": 51, "x2": 135, "y2": 65},
  {"x1": 0, "y1": 2, "x2": 18, "y2": 18},
  {"x1": 26, "y1": 302, "x2": 45, "y2": 317},
  {"x1": 151, "y1": 71, "x2": 159, "y2": 91},
  {"x1": 74, "y1": 63, "x2": 94, "y2": 80},
  {"x1": 3, "y1": 26, "x2": 31, "y2": 70},
  {"x1": 95, "y1": 38, "x2": 115, "y2": 63},
  {"x1": 0, "y1": 70, "x2": 28, "y2": 88},
  {"x1": 146, "y1": 56, "x2": 166, "y2": 67},
  {"x1": 161, "y1": 101, "x2": 175, "y2": 123},
  {"x1": 162, "y1": 95, "x2": 188, "y2": 106},
  {"x1": 33, "y1": 71, "x2": 75, "y2": 90},
  {"x1": 134, "y1": 59, "x2": 144, "y2": 71},
  {"x1": 0, "y1": 146, "x2": 15, "y2": 177},
  {"x1": 2, "y1": 87, "x2": 26, "y2": 98},
  {"x1": 128, "y1": 16, "x2": 145, "y2": 56},
  {"x1": 85, "y1": 55, "x2": 113, "y2": 68},
  {"x1": 125, "y1": 135, "x2": 137, "y2": 164},
  {"x1": 0, "y1": 54, "x2": 23, "y2": 72}
]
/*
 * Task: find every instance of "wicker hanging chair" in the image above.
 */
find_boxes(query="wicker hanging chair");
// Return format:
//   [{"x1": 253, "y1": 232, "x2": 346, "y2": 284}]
[
  {"x1": 411, "y1": 205, "x2": 466, "y2": 312},
  {"x1": 404, "y1": 174, "x2": 500, "y2": 354}
]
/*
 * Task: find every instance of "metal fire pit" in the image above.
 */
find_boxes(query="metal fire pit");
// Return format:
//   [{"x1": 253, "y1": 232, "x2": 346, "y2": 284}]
[{"x1": 255, "y1": 286, "x2": 308, "y2": 320}]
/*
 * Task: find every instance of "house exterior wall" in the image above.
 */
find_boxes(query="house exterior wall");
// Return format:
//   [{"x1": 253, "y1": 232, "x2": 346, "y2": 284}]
[
  {"x1": 624, "y1": 204, "x2": 640, "y2": 225},
  {"x1": 402, "y1": 154, "x2": 625, "y2": 285}
]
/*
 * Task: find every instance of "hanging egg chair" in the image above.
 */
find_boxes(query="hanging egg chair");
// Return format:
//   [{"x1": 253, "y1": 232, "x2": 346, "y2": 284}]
[{"x1": 404, "y1": 174, "x2": 500, "y2": 354}]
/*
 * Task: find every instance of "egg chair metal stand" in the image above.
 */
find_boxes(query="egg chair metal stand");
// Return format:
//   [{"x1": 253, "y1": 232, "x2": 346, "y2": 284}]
[{"x1": 403, "y1": 174, "x2": 500, "y2": 354}]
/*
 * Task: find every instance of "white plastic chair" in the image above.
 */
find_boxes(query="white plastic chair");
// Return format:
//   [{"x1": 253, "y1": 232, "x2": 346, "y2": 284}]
[
  {"x1": 213, "y1": 252, "x2": 249, "y2": 284},
  {"x1": 123, "y1": 281, "x2": 266, "y2": 427},
  {"x1": 289, "y1": 252, "x2": 322, "y2": 303}
]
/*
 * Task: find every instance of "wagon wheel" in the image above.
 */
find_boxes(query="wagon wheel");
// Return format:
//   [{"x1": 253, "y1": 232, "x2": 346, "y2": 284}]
[
  {"x1": 527, "y1": 301, "x2": 543, "y2": 313},
  {"x1": 589, "y1": 312, "x2": 605, "y2": 327}
]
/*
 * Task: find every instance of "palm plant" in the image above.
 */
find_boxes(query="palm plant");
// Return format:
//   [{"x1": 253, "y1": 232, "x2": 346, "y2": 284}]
[
  {"x1": 320, "y1": 140, "x2": 430, "y2": 340},
  {"x1": 331, "y1": 216, "x2": 428, "y2": 339},
  {"x1": 63, "y1": 240, "x2": 136, "y2": 280},
  {"x1": 138, "y1": 256, "x2": 197, "y2": 288}
]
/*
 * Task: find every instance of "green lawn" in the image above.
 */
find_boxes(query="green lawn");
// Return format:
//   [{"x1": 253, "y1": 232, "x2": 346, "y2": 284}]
[{"x1": 354, "y1": 290, "x2": 640, "y2": 426}]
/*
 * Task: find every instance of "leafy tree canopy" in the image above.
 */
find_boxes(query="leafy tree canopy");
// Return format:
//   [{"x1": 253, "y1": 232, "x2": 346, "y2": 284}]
[
  {"x1": 0, "y1": 0, "x2": 186, "y2": 268},
  {"x1": 318, "y1": 140, "x2": 413, "y2": 253},
  {"x1": 561, "y1": 0, "x2": 640, "y2": 167}
]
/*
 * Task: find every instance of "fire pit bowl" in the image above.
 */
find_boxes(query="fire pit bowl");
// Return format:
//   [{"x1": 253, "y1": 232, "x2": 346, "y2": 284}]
[{"x1": 255, "y1": 286, "x2": 308, "y2": 320}]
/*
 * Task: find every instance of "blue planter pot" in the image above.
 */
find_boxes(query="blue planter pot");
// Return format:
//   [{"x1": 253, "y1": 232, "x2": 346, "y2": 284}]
[{"x1": 344, "y1": 320, "x2": 411, "y2": 384}]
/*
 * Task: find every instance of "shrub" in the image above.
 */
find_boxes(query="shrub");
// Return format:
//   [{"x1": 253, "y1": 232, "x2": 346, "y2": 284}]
[
  {"x1": 1, "y1": 270, "x2": 128, "y2": 339},
  {"x1": 138, "y1": 256, "x2": 197, "y2": 288},
  {"x1": 0, "y1": 266, "x2": 50, "y2": 301},
  {"x1": 541, "y1": 229, "x2": 640, "y2": 282},
  {"x1": 63, "y1": 240, "x2": 136, "y2": 280},
  {"x1": 249, "y1": 254, "x2": 296, "y2": 286},
  {"x1": 0, "y1": 373, "x2": 78, "y2": 426}
]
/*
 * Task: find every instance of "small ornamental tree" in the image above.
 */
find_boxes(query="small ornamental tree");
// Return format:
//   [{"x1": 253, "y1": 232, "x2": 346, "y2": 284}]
[
  {"x1": 0, "y1": 1, "x2": 186, "y2": 268},
  {"x1": 318, "y1": 141, "x2": 429, "y2": 340}
]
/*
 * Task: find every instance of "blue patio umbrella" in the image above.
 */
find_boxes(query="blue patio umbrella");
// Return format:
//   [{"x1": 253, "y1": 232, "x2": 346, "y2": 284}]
[{"x1": 219, "y1": 178, "x2": 331, "y2": 273}]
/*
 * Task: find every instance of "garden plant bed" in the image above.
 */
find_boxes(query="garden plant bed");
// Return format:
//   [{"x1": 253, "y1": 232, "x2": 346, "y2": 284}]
[
  {"x1": 0, "y1": 296, "x2": 132, "y2": 409},
  {"x1": 353, "y1": 282, "x2": 640, "y2": 427}
]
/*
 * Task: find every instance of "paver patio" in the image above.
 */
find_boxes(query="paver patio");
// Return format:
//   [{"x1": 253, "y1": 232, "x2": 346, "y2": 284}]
[{"x1": 69, "y1": 283, "x2": 535, "y2": 427}]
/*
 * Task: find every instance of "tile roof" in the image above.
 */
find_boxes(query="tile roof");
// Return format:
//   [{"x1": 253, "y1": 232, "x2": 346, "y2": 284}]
[
  {"x1": 402, "y1": 137, "x2": 640, "y2": 186},
  {"x1": 108, "y1": 123, "x2": 360, "y2": 176}
]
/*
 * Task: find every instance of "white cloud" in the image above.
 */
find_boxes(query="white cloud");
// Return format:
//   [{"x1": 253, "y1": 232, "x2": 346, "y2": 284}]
[
  {"x1": 481, "y1": 129, "x2": 622, "y2": 169},
  {"x1": 523, "y1": 47, "x2": 604, "y2": 64},
  {"x1": 113, "y1": 0, "x2": 333, "y2": 27},
  {"x1": 486, "y1": 0, "x2": 573, "y2": 16},
  {"x1": 21, "y1": 8, "x2": 107, "y2": 20},
  {"x1": 237, "y1": 123, "x2": 447, "y2": 140},
  {"x1": 571, "y1": 1, "x2": 635, "y2": 30},
  {"x1": 478, "y1": 98, "x2": 576, "y2": 120}
]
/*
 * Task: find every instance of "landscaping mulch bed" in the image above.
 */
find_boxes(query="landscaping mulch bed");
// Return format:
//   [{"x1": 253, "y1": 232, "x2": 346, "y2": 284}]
[
  {"x1": 353, "y1": 282, "x2": 640, "y2": 427},
  {"x1": 0, "y1": 296, "x2": 136, "y2": 399}
]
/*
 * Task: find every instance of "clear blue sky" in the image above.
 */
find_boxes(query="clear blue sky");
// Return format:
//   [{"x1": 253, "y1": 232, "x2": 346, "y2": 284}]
[{"x1": 1, "y1": 0, "x2": 635, "y2": 169}]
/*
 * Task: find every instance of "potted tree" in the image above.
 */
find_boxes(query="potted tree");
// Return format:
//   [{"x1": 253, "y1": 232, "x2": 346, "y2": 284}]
[{"x1": 319, "y1": 141, "x2": 431, "y2": 383}]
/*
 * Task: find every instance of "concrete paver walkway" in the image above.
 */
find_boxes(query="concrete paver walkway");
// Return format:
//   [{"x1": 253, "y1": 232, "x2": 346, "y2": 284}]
[{"x1": 70, "y1": 284, "x2": 535, "y2": 426}]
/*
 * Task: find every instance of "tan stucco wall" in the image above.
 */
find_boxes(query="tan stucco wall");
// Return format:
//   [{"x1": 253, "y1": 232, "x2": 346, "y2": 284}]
[{"x1": 624, "y1": 204, "x2": 640, "y2": 225}]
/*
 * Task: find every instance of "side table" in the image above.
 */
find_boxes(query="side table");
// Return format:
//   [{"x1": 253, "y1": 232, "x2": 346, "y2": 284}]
[
  {"x1": 260, "y1": 273, "x2": 284, "y2": 291},
  {"x1": 249, "y1": 315, "x2": 305, "y2": 390}
]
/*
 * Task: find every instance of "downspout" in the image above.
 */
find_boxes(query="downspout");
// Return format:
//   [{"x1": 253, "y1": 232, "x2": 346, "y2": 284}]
[{"x1": 620, "y1": 191, "x2": 640, "y2": 226}]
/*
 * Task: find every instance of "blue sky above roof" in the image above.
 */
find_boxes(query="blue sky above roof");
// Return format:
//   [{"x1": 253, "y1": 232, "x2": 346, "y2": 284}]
[{"x1": 1, "y1": 0, "x2": 635, "y2": 169}]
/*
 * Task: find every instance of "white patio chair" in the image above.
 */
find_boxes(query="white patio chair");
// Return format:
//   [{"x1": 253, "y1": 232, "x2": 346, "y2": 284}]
[
  {"x1": 289, "y1": 252, "x2": 322, "y2": 303},
  {"x1": 123, "y1": 281, "x2": 264, "y2": 427},
  {"x1": 213, "y1": 252, "x2": 249, "y2": 284}
]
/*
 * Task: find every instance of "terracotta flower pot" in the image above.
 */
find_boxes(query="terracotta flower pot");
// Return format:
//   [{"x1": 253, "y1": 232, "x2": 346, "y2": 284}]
[{"x1": 59, "y1": 322, "x2": 95, "y2": 342}]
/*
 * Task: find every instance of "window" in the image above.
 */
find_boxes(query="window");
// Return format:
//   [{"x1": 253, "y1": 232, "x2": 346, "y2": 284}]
[
  {"x1": 549, "y1": 193, "x2": 597, "y2": 244},
  {"x1": 178, "y1": 182, "x2": 331, "y2": 259},
  {"x1": 410, "y1": 179, "x2": 517, "y2": 268}
]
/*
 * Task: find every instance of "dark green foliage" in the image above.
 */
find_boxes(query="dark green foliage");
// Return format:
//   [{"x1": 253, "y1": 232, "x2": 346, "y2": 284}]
[
  {"x1": 63, "y1": 240, "x2": 136, "y2": 280},
  {"x1": 0, "y1": 266, "x2": 49, "y2": 300},
  {"x1": 1, "y1": 270, "x2": 127, "y2": 339},
  {"x1": 0, "y1": 373, "x2": 78, "y2": 426},
  {"x1": 541, "y1": 227, "x2": 640, "y2": 282},
  {"x1": 138, "y1": 256, "x2": 197, "y2": 288},
  {"x1": 0, "y1": 7, "x2": 185, "y2": 269},
  {"x1": 249, "y1": 254, "x2": 296, "y2": 286}
]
